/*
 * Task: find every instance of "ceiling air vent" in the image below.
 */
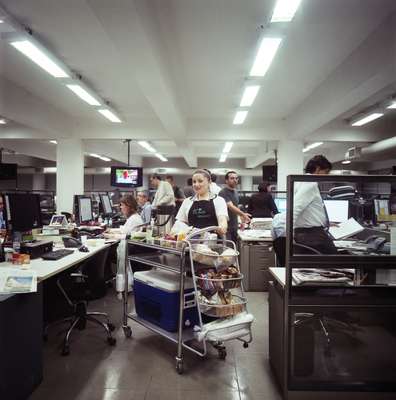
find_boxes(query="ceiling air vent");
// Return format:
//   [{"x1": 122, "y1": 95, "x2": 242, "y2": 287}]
[{"x1": 345, "y1": 146, "x2": 362, "y2": 160}]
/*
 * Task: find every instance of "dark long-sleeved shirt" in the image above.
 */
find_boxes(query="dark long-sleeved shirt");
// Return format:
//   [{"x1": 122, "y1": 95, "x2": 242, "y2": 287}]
[{"x1": 247, "y1": 192, "x2": 278, "y2": 218}]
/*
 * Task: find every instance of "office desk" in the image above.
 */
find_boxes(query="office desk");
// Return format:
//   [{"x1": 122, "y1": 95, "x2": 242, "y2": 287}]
[
  {"x1": 0, "y1": 242, "x2": 113, "y2": 400},
  {"x1": 238, "y1": 229, "x2": 274, "y2": 291}
]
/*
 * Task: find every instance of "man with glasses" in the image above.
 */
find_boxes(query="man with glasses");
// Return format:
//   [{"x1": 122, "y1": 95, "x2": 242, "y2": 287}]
[{"x1": 219, "y1": 171, "x2": 251, "y2": 243}]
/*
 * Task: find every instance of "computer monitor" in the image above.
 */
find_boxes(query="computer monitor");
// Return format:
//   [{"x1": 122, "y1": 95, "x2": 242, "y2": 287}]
[
  {"x1": 324, "y1": 200, "x2": 349, "y2": 223},
  {"x1": 78, "y1": 197, "x2": 93, "y2": 224},
  {"x1": 3, "y1": 193, "x2": 42, "y2": 232},
  {"x1": 374, "y1": 199, "x2": 391, "y2": 221},
  {"x1": 100, "y1": 194, "x2": 113, "y2": 215},
  {"x1": 275, "y1": 198, "x2": 286, "y2": 213}
]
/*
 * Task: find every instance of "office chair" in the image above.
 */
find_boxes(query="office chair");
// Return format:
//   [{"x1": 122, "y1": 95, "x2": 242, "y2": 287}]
[
  {"x1": 44, "y1": 249, "x2": 116, "y2": 355},
  {"x1": 292, "y1": 241, "x2": 358, "y2": 357}
]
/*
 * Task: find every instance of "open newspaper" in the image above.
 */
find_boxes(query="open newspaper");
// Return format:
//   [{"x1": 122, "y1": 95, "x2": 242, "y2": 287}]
[{"x1": 0, "y1": 268, "x2": 37, "y2": 294}]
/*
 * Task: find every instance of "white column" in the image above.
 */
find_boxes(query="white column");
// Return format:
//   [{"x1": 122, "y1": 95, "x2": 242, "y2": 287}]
[
  {"x1": 56, "y1": 138, "x2": 84, "y2": 213},
  {"x1": 32, "y1": 174, "x2": 45, "y2": 191},
  {"x1": 277, "y1": 140, "x2": 304, "y2": 191},
  {"x1": 241, "y1": 175, "x2": 253, "y2": 191},
  {"x1": 142, "y1": 174, "x2": 149, "y2": 191}
]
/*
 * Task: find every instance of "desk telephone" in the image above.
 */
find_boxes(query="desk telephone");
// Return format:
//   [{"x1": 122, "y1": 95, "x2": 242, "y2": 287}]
[
  {"x1": 62, "y1": 236, "x2": 82, "y2": 248},
  {"x1": 364, "y1": 235, "x2": 390, "y2": 253}
]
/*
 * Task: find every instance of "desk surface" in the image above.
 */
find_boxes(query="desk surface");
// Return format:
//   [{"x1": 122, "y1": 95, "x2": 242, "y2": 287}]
[
  {"x1": 238, "y1": 229, "x2": 272, "y2": 242},
  {"x1": 0, "y1": 242, "x2": 113, "y2": 282},
  {"x1": 269, "y1": 267, "x2": 286, "y2": 286}
]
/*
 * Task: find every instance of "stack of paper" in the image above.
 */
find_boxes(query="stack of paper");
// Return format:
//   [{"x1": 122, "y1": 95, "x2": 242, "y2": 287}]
[{"x1": 329, "y1": 217, "x2": 364, "y2": 240}]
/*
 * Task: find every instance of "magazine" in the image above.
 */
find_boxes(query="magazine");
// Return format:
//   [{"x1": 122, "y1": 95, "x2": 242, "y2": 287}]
[{"x1": 0, "y1": 268, "x2": 37, "y2": 294}]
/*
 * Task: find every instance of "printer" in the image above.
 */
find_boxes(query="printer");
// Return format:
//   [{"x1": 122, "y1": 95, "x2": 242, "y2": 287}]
[{"x1": 20, "y1": 239, "x2": 53, "y2": 259}]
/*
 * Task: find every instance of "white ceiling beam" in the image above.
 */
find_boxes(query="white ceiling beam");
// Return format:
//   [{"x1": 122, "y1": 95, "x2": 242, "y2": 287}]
[
  {"x1": 87, "y1": 0, "x2": 194, "y2": 166},
  {"x1": 0, "y1": 76, "x2": 74, "y2": 137},
  {"x1": 245, "y1": 150, "x2": 275, "y2": 169},
  {"x1": 0, "y1": 139, "x2": 57, "y2": 162},
  {"x1": 287, "y1": 13, "x2": 396, "y2": 140}
]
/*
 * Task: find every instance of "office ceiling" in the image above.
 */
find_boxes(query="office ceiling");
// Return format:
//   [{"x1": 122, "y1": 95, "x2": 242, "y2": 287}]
[{"x1": 1, "y1": 0, "x2": 396, "y2": 169}]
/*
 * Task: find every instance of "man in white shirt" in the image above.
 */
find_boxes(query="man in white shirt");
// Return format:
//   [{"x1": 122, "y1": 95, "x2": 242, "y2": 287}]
[
  {"x1": 293, "y1": 155, "x2": 337, "y2": 254},
  {"x1": 150, "y1": 174, "x2": 176, "y2": 209}
]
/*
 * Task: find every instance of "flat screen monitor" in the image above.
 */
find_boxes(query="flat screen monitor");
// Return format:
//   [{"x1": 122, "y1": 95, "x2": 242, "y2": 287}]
[
  {"x1": 324, "y1": 200, "x2": 349, "y2": 223},
  {"x1": 0, "y1": 163, "x2": 17, "y2": 181},
  {"x1": 262, "y1": 165, "x2": 277, "y2": 182},
  {"x1": 100, "y1": 194, "x2": 113, "y2": 215},
  {"x1": 110, "y1": 166, "x2": 143, "y2": 188},
  {"x1": 78, "y1": 197, "x2": 93, "y2": 224},
  {"x1": 274, "y1": 198, "x2": 286, "y2": 213},
  {"x1": 3, "y1": 193, "x2": 42, "y2": 231}
]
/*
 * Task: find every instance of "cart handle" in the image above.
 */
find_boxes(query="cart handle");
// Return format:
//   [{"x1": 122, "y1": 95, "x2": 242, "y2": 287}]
[{"x1": 185, "y1": 226, "x2": 226, "y2": 241}]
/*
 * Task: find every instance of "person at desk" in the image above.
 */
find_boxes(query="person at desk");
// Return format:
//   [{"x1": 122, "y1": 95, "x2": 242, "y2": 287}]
[
  {"x1": 105, "y1": 195, "x2": 143, "y2": 239},
  {"x1": 248, "y1": 181, "x2": 279, "y2": 218},
  {"x1": 136, "y1": 191, "x2": 152, "y2": 224},
  {"x1": 175, "y1": 169, "x2": 228, "y2": 235},
  {"x1": 294, "y1": 155, "x2": 337, "y2": 254},
  {"x1": 150, "y1": 174, "x2": 175, "y2": 209}
]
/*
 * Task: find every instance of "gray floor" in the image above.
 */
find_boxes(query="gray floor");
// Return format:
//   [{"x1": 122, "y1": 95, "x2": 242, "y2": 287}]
[{"x1": 29, "y1": 291, "x2": 282, "y2": 400}]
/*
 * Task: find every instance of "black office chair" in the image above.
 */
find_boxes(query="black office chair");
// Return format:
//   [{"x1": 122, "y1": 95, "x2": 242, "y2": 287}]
[
  {"x1": 45, "y1": 248, "x2": 116, "y2": 355},
  {"x1": 292, "y1": 241, "x2": 359, "y2": 357}
]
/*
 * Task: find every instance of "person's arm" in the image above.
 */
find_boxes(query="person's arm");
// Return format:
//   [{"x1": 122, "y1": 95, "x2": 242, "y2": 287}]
[
  {"x1": 214, "y1": 197, "x2": 229, "y2": 236},
  {"x1": 226, "y1": 202, "x2": 251, "y2": 223},
  {"x1": 293, "y1": 183, "x2": 315, "y2": 225},
  {"x1": 268, "y1": 195, "x2": 279, "y2": 216}
]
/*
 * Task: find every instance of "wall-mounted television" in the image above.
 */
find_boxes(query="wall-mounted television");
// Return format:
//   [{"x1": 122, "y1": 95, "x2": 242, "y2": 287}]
[
  {"x1": 262, "y1": 165, "x2": 277, "y2": 182},
  {"x1": 110, "y1": 166, "x2": 143, "y2": 188},
  {"x1": 0, "y1": 163, "x2": 17, "y2": 181}
]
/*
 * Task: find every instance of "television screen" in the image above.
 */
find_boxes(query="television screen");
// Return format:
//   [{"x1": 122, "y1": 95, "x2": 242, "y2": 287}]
[
  {"x1": 0, "y1": 163, "x2": 17, "y2": 181},
  {"x1": 110, "y1": 166, "x2": 143, "y2": 188},
  {"x1": 262, "y1": 165, "x2": 277, "y2": 182},
  {"x1": 274, "y1": 198, "x2": 286, "y2": 213}
]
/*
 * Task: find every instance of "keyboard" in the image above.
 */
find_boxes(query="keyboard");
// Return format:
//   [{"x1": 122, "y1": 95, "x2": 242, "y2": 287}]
[{"x1": 42, "y1": 249, "x2": 74, "y2": 260}]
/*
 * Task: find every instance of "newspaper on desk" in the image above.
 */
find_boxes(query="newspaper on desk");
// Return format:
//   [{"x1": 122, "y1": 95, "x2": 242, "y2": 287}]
[
  {"x1": 292, "y1": 268, "x2": 354, "y2": 286},
  {"x1": 0, "y1": 268, "x2": 37, "y2": 294}
]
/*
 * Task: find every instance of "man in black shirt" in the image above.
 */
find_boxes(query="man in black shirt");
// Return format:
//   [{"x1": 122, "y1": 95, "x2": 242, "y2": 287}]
[
  {"x1": 219, "y1": 171, "x2": 251, "y2": 243},
  {"x1": 248, "y1": 181, "x2": 278, "y2": 218},
  {"x1": 166, "y1": 175, "x2": 185, "y2": 211}
]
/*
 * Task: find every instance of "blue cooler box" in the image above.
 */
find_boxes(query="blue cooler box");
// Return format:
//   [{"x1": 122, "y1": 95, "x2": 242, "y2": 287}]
[{"x1": 134, "y1": 269, "x2": 199, "y2": 332}]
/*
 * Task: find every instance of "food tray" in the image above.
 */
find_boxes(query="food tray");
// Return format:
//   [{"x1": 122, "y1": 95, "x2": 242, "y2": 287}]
[
  {"x1": 198, "y1": 295, "x2": 247, "y2": 318},
  {"x1": 190, "y1": 243, "x2": 239, "y2": 268},
  {"x1": 196, "y1": 274, "x2": 243, "y2": 291}
]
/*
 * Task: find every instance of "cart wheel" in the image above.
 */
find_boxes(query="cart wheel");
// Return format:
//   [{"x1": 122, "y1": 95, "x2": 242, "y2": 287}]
[
  {"x1": 123, "y1": 326, "x2": 132, "y2": 338},
  {"x1": 107, "y1": 323, "x2": 115, "y2": 332},
  {"x1": 107, "y1": 337, "x2": 116, "y2": 346},
  {"x1": 176, "y1": 360, "x2": 184, "y2": 374},
  {"x1": 243, "y1": 342, "x2": 249, "y2": 349},
  {"x1": 61, "y1": 344, "x2": 70, "y2": 356},
  {"x1": 218, "y1": 348, "x2": 227, "y2": 360}
]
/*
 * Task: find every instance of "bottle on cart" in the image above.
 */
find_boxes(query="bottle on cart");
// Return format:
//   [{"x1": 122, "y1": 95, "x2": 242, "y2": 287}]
[
  {"x1": 12, "y1": 231, "x2": 22, "y2": 254},
  {"x1": 108, "y1": 218, "x2": 113, "y2": 228},
  {"x1": 98, "y1": 215, "x2": 103, "y2": 224}
]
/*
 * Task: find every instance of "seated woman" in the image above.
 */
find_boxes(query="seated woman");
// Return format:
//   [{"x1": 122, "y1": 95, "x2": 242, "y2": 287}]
[
  {"x1": 175, "y1": 169, "x2": 228, "y2": 236},
  {"x1": 248, "y1": 181, "x2": 278, "y2": 218},
  {"x1": 105, "y1": 195, "x2": 143, "y2": 239}
]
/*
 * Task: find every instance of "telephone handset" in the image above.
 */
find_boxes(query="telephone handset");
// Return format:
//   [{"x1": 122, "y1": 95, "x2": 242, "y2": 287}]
[
  {"x1": 365, "y1": 235, "x2": 387, "y2": 252},
  {"x1": 62, "y1": 236, "x2": 83, "y2": 248}
]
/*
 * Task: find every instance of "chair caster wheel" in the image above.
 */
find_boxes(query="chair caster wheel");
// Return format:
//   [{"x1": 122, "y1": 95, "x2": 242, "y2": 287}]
[
  {"x1": 123, "y1": 326, "x2": 132, "y2": 338},
  {"x1": 218, "y1": 349, "x2": 227, "y2": 360},
  {"x1": 107, "y1": 337, "x2": 116, "y2": 346},
  {"x1": 61, "y1": 345, "x2": 70, "y2": 356},
  {"x1": 243, "y1": 342, "x2": 249, "y2": 348},
  {"x1": 107, "y1": 323, "x2": 115, "y2": 332},
  {"x1": 176, "y1": 360, "x2": 184, "y2": 374}
]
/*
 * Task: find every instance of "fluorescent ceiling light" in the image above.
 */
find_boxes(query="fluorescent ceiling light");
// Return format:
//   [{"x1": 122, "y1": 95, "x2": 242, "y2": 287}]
[
  {"x1": 341, "y1": 160, "x2": 351, "y2": 165},
  {"x1": 155, "y1": 153, "x2": 168, "y2": 162},
  {"x1": 250, "y1": 37, "x2": 282, "y2": 77},
  {"x1": 49, "y1": 140, "x2": 57, "y2": 144},
  {"x1": 351, "y1": 113, "x2": 383, "y2": 127},
  {"x1": 138, "y1": 141, "x2": 156, "y2": 153},
  {"x1": 66, "y1": 84, "x2": 101, "y2": 106},
  {"x1": 219, "y1": 153, "x2": 227, "y2": 162},
  {"x1": 98, "y1": 109, "x2": 122, "y2": 123},
  {"x1": 0, "y1": 20, "x2": 4, "y2": 24},
  {"x1": 387, "y1": 101, "x2": 396, "y2": 109},
  {"x1": 99, "y1": 156, "x2": 111, "y2": 162},
  {"x1": 0, "y1": 119, "x2": 6, "y2": 124},
  {"x1": 89, "y1": 153, "x2": 101, "y2": 158},
  {"x1": 302, "y1": 142, "x2": 323, "y2": 153},
  {"x1": 271, "y1": 0, "x2": 302, "y2": 23},
  {"x1": 240, "y1": 86, "x2": 260, "y2": 107},
  {"x1": 10, "y1": 40, "x2": 69, "y2": 78},
  {"x1": 223, "y1": 142, "x2": 233, "y2": 153},
  {"x1": 233, "y1": 110, "x2": 248, "y2": 125}
]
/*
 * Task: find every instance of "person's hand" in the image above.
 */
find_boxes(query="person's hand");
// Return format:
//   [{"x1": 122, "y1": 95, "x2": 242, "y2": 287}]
[
  {"x1": 216, "y1": 226, "x2": 227, "y2": 237},
  {"x1": 241, "y1": 213, "x2": 251, "y2": 224}
]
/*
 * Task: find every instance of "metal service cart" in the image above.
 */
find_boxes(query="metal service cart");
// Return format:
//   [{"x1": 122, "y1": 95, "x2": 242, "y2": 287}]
[{"x1": 122, "y1": 227, "x2": 253, "y2": 374}]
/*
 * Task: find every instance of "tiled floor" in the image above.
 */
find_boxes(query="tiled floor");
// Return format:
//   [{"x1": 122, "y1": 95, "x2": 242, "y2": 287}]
[{"x1": 29, "y1": 290, "x2": 282, "y2": 400}]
